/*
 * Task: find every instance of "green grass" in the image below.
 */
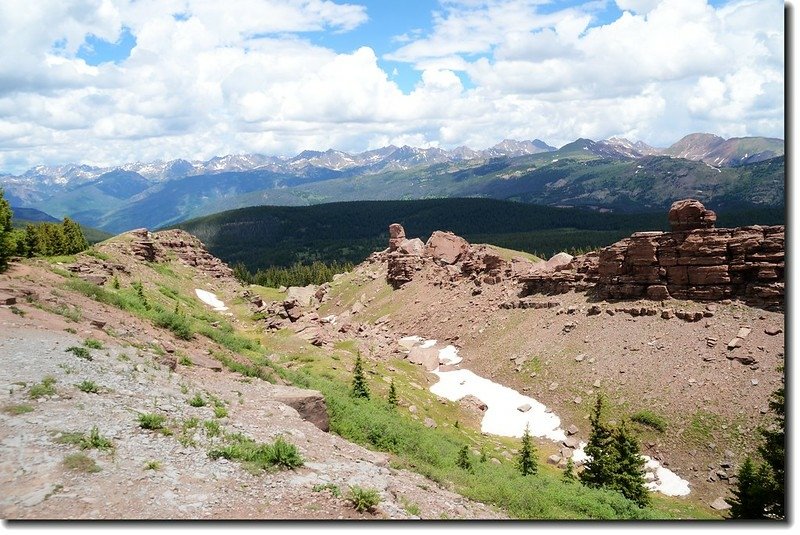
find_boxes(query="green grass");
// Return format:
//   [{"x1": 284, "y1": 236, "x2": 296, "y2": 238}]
[
  {"x1": 63, "y1": 453, "x2": 102, "y2": 473},
  {"x1": 144, "y1": 460, "x2": 162, "y2": 471},
  {"x1": 312, "y1": 483, "x2": 342, "y2": 497},
  {"x1": 153, "y1": 310, "x2": 194, "y2": 340},
  {"x1": 208, "y1": 434, "x2": 303, "y2": 472},
  {"x1": 28, "y1": 376, "x2": 57, "y2": 398},
  {"x1": 2, "y1": 403, "x2": 34, "y2": 415},
  {"x1": 83, "y1": 338, "x2": 103, "y2": 349},
  {"x1": 630, "y1": 410, "x2": 668, "y2": 432},
  {"x1": 66, "y1": 346, "x2": 92, "y2": 360},
  {"x1": 203, "y1": 419, "x2": 221, "y2": 437},
  {"x1": 56, "y1": 426, "x2": 113, "y2": 451},
  {"x1": 178, "y1": 355, "x2": 193, "y2": 366},
  {"x1": 76, "y1": 380, "x2": 100, "y2": 394},
  {"x1": 348, "y1": 486, "x2": 381, "y2": 513},
  {"x1": 188, "y1": 393, "x2": 206, "y2": 407},
  {"x1": 138, "y1": 413, "x2": 167, "y2": 430},
  {"x1": 213, "y1": 405, "x2": 228, "y2": 419}
]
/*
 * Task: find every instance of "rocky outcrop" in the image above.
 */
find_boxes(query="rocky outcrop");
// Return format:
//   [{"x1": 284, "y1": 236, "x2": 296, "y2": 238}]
[
  {"x1": 520, "y1": 201, "x2": 784, "y2": 309},
  {"x1": 385, "y1": 224, "x2": 528, "y2": 288},
  {"x1": 269, "y1": 386, "x2": 330, "y2": 432},
  {"x1": 668, "y1": 199, "x2": 717, "y2": 231},
  {"x1": 152, "y1": 230, "x2": 233, "y2": 279}
]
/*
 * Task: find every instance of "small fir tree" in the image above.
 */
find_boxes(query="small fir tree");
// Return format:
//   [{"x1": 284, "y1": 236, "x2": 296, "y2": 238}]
[
  {"x1": 456, "y1": 445, "x2": 472, "y2": 471},
  {"x1": 758, "y1": 371, "x2": 785, "y2": 518},
  {"x1": 729, "y1": 457, "x2": 768, "y2": 519},
  {"x1": 608, "y1": 420, "x2": 649, "y2": 508},
  {"x1": 387, "y1": 379, "x2": 398, "y2": 408},
  {"x1": 0, "y1": 189, "x2": 13, "y2": 271},
  {"x1": 517, "y1": 423, "x2": 538, "y2": 476},
  {"x1": 563, "y1": 457, "x2": 577, "y2": 483},
  {"x1": 351, "y1": 352, "x2": 370, "y2": 399},
  {"x1": 580, "y1": 395, "x2": 615, "y2": 488}
]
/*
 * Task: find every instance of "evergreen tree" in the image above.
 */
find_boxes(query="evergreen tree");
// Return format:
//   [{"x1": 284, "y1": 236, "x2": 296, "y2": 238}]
[
  {"x1": 608, "y1": 420, "x2": 649, "y2": 508},
  {"x1": 24, "y1": 224, "x2": 41, "y2": 257},
  {"x1": 457, "y1": 445, "x2": 472, "y2": 471},
  {"x1": 517, "y1": 423, "x2": 538, "y2": 476},
  {"x1": 729, "y1": 457, "x2": 768, "y2": 519},
  {"x1": 61, "y1": 217, "x2": 88, "y2": 254},
  {"x1": 387, "y1": 379, "x2": 398, "y2": 408},
  {"x1": 0, "y1": 189, "x2": 13, "y2": 271},
  {"x1": 580, "y1": 395, "x2": 615, "y2": 488},
  {"x1": 563, "y1": 457, "x2": 577, "y2": 483},
  {"x1": 351, "y1": 352, "x2": 370, "y2": 399},
  {"x1": 758, "y1": 372, "x2": 785, "y2": 518}
]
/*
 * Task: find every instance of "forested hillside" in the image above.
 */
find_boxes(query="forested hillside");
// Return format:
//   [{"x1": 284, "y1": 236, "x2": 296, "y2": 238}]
[{"x1": 173, "y1": 199, "x2": 783, "y2": 270}]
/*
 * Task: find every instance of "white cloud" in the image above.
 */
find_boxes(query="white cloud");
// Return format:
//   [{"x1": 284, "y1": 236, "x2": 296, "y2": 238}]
[{"x1": 0, "y1": 0, "x2": 785, "y2": 174}]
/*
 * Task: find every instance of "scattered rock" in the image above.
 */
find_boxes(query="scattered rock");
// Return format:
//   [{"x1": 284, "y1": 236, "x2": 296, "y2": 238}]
[
  {"x1": 423, "y1": 417, "x2": 437, "y2": 429},
  {"x1": 765, "y1": 326, "x2": 782, "y2": 336},
  {"x1": 567, "y1": 425, "x2": 579, "y2": 436},
  {"x1": 547, "y1": 454, "x2": 561, "y2": 465},
  {"x1": 710, "y1": 497, "x2": 731, "y2": 511},
  {"x1": 517, "y1": 404, "x2": 532, "y2": 413}
]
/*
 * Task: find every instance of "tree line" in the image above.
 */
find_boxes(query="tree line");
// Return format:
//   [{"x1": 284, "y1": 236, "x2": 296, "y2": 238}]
[
  {"x1": 233, "y1": 260, "x2": 353, "y2": 288},
  {"x1": 1, "y1": 190, "x2": 89, "y2": 269}
]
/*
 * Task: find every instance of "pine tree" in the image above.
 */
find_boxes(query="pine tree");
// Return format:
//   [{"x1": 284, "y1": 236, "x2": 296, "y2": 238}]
[
  {"x1": 387, "y1": 379, "x2": 398, "y2": 408},
  {"x1": 729, "y1": 457, "x2": 768, "y2": 519},
  {"x1": 61, "y1": 217, "x2": 88, "y2": 254},
  {"x1": 0, "y1": 188, "x2": 13, "y2": 271},
  {"x1": 563, "y1": 457, "x2": 577, "y2": 483},
  {"x1": 758, "y1": 372, "x2": 785, "y2": 518},
  {"x1": 351, "y1": 352, "x2": 370, "y2": 399},
  {"x1": 608, "y1": 420, "x2": 649, "y2": 508},
  {"x1": 517, "y1": 423, "x2": 538, "y2": 476},
  {"x1": 580, "y1": 395, "x2": 615, "y2": 488},
  {"x1": 457, "y1": 445, "x2": 472, "y2": 471}
]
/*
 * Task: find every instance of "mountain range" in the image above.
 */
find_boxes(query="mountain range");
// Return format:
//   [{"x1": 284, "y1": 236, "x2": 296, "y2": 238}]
[{"x1": 0, "y1": 133, "x2": 784, "y2": 233}]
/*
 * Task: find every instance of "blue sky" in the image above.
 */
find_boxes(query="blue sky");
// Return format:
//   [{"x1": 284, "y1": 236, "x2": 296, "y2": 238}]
[{"x1": 0, "y1": 0, "x2": 785, "y2": 173}]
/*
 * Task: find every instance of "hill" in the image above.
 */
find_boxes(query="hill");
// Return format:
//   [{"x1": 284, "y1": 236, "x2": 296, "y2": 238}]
[{"x1": 172, "y1": 199, "x2": 784, "y2": 271}]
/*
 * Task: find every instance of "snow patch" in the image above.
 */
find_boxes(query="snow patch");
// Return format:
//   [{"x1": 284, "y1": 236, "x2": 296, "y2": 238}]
[{"x1": 194, "y1": 289, "x2": 228, "y2": 312}]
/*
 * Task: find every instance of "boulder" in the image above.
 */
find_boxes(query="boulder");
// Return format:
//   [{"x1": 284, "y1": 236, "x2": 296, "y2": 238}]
[
  {"x1": 668, "y1": 199, "x2": 717, "y2": 231},
  {"x1": 408, "y1": 345, "x2": 440, "y2": 371},
  {"x1": 425, "y1": 231, "x2": 470, "y2": 265},
  {"x1": 710, "y1": 497, "x2": 731, "y2": 511},
  {"x1": 270, "y1": 387, "x2": 330, "y2": 432},
  {"x1": 286, "y1": 285, "x2": 318, "y2": 307},
  {"x1": 398, "y1": 238, "x2": 425, "y2": 256},
  {"x1": 388, "y1": 223, "x2": 406, "y2": 252},
  {"x1": 544, "y1": 252, "x2": 574, "y2": 271}
]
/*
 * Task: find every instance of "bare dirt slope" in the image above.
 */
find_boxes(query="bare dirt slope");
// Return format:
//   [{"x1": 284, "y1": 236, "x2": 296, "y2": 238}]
[{"x1": 0, "y1": 249, "x2": 502, "y2": 520}]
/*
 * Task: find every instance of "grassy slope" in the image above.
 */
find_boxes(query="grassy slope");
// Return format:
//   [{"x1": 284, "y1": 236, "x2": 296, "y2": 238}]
[{"x1": 39, "y1": 237, "x2": 718, "y2": 520}]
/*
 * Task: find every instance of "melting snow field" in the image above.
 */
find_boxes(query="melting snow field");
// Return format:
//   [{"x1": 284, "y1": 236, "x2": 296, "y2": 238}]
[
  {"x1": 402, "y1": 336, "x2": 692, "y2": 497},
  {"x1": 194, "y1": 288, "x2": 228, "y2": 312}
]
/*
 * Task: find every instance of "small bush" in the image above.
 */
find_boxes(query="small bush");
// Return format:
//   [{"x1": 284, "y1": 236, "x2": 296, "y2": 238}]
[
  {"x1": 313, "y1": 483, "x2": 342, "y2": 498},
  {"x1": 183, "y1": 417, "x2": 199, "y2": 429},
  {"x1": 83, "y1": 338, "x2": 103, "y2": 349},
  {"x1": 178, "y1": 355, "x2": 193, "y2": 366},
  {"x1": 76, "y1": 380, "x2": 99, "y2": 394},
  {"x1": 214, "y1": 405, "x2": 228, "y2": 419},
  {"x1": 348, "y1": 486, "x2": 380, "y2": 513},
  {"x1": 188, "y1": 394, "x2": 206, "y2": 407},
  {"x1": 138, "y1": 413, "x2": 167, "y2": 430},
  {"x1": 66, "y1": 346, "x2": 92, "y2": 360},
  {"x1": 57, "y1": 426, "x2": 113, "y2": 450},
  {"x1": 144, "y1": 460, "x2": 162, "y2": 471},
  {"x1": 29, "y1": 376, "x2": 57, "y2": 398},
  {"x1": 63, "y1": 453, "x2": 101, "y2": 473},
  {"x1": 208, "y1": 434, "x2": 303, "y2": 471},
  {"x1": 153, "y1": 310, "x2": 194, "y2": 340},
  {"x1": 10, "y1": 305, "x2": 25, "y2": 317},
  {"x1": 203, "y1": 419, "x2": 221, "y2": 437},
  {"x1": 630, "y1": 410, "x2": 668, "y2": 432}
]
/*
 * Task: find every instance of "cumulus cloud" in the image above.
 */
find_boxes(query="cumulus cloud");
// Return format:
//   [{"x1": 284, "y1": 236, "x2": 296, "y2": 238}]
[{"x1": 0, "y1": 0, "x2": 785, "y2": 173}]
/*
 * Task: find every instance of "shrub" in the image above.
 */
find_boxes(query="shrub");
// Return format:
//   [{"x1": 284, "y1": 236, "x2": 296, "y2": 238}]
[
  {"x1": 153, "y1": 310, "x2": 194, "y2": 340},
  {"x1": 348, "y1": 486, "x2": 380, "y2": 513},
  {"x1": 144, "y1": 460, "x2": 162, "y2": 471},
  {"x1": 208, "y1": 434, "x2": 303, "y2": 471},
  {"x1": 83, "y1": 338, "x2": 103, "y2": 350},
  {"x1": 66, "y1": 346, "x2": 92, "y2": 360},
  {"x1": 630, "y1": 410, "x2": 667, "y2": 432},
  {"x1": 76, "y1": 380, "x2": 99, "y2": 394},
  {"x1": 214, "y1": 405, "x2": 228, "y2": 419},
  {"x1": 82, "y1": 426, "x2": 113, "y2": 450},
  {"x1": 188, "y1": 394, "x2": 206, "y2": 407},
  {"x1": 178, "y1": 355, "x2": 193, "y2": 366},
  {"x1": 203, "y1": 420, "x2": 221, "y2": 437},
  {"x1": 138, "y1": 413, "x2": 167, "y2": 430},
  {"x1": 29, "y1": 376, "x2": 57, "y2": 398},
  {"x1": 457, "y1": 445, "x2": 473, "y2": 472}
]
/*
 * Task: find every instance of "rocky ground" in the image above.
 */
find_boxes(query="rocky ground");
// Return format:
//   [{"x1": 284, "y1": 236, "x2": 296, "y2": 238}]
[{"x1": 0, "y1": 254, "x2": 502, "y2": 520}]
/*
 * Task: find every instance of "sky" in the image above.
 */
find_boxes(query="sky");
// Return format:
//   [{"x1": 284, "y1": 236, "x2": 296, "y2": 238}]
[{"x1": 0, "y1": 0, "x2": 785, "y2": 174}]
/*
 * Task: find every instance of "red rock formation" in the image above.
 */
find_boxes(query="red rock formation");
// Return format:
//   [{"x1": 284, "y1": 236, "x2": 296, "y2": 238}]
[
  {"x1": 425, "y1": 231, "x2": 470, "y2": 265},
  {"x1": 668, "y1": 199, "x2": 717, "y2": 231},
  {"x1": 389, "y1": 223, "x2": 406, "y2": 252}
]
